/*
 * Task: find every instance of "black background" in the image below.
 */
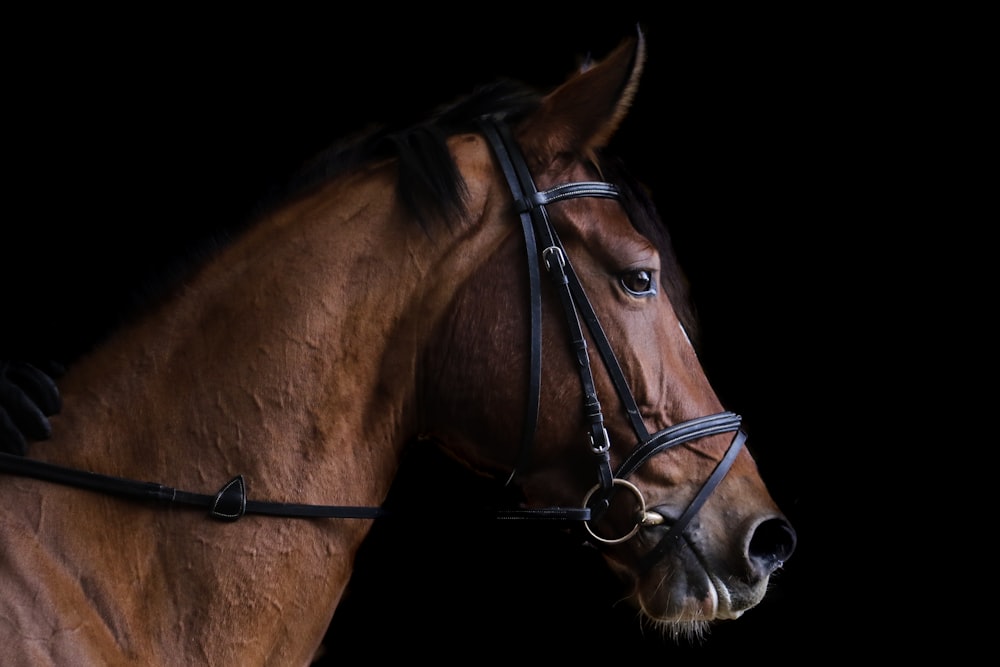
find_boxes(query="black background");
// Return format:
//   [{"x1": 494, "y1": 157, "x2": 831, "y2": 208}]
[{"x1": 1, "y1": 8, "x2": 885, "y2": 661}]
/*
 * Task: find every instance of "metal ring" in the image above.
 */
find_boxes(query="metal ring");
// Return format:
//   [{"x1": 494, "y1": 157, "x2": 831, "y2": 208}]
[{"x1": 581, "y1": 478, "x2": 646, "y2": 545}]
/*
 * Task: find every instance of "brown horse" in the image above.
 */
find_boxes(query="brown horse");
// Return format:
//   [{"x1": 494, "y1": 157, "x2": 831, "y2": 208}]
[{"x1": 0, "y1": 30, "x2": 795, "y2": 665}]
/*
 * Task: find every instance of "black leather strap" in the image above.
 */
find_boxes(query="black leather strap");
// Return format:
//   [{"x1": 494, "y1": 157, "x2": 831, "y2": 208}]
[
  {"x1": 561, "y1": 233, "x2": 649, "y2": 440},
  {"x1": 478, "y1": 119, "x2": 542, "y2": 485},
  {"x1": 0, "y1": 452, "x2": 591, "y2": 522},
  {"x1": 0, "y1": 452, "x2": 387, "y2": 521},
  {"x1": 516, "y1": 182, "x2": 620, "y2": 212},
  {"x1": 615, "y1": 412, "x2": 742, "y2": 479}
]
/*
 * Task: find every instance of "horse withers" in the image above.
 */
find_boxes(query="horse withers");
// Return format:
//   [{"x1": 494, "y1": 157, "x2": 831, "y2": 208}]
[{"x1": 0, "y1": 29, "x2": 795, "y2": 665}]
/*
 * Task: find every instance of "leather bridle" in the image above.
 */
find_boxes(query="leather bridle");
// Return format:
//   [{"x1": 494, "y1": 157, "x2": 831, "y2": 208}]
[
  {"x1": 0, "y1": 115, "x2": 745, "y2": 571},
  {"x1": 478, "y1": 115, "x2": 746, "y2": 569}
]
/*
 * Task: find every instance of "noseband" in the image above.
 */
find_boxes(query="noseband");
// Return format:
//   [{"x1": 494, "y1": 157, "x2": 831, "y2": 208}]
[{"x1": 478, "y1": 116, "x2": 746, "y2": 570}]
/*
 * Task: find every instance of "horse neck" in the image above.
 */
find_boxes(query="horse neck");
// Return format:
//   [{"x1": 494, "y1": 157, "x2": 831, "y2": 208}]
[
  {"x1": 49, "y1": 169, "x2": 468, "y2": 505},
  {"x1": 10, "y1": 164, "x2": 505, "y2": 662}
]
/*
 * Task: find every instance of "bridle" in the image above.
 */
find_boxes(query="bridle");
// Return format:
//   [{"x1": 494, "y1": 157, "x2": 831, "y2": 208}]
[
  {"x1": 0, "y1": 115, "x2": 745, "y2": 571},
  {"x1": 477, "y1": 115, "x2": 745, "y2": 569}
]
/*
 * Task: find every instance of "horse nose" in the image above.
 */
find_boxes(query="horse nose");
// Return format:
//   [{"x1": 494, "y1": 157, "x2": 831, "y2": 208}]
[{"x1": 749, "y1": 516, "x2": 797, "y2": 577}]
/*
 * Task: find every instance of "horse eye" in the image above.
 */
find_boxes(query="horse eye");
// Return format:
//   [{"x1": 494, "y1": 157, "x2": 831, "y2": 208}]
[{"x1": 620, "y1": 269, "x2": 657, "y2": 297}]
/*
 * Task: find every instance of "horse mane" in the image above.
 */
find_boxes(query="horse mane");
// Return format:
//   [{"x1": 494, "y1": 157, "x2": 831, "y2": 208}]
[{"x1": 257, "y1": 78, "x2": 543, "y2": 227}]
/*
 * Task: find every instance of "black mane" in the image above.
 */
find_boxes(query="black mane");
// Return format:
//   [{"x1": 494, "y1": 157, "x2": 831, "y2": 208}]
[{"x1": 255, "y1": 78, "x2": 544, "y2": 228}]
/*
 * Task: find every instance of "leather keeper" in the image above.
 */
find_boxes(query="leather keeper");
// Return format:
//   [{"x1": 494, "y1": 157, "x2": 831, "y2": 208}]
[{"x1": 210, "y1": 475, "x2": 247, "y2": 521}]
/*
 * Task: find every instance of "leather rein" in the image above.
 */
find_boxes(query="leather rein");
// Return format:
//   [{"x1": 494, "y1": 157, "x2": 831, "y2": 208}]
[{"x1": 0, "y1": 116, "x2": 745, "y2": 567}]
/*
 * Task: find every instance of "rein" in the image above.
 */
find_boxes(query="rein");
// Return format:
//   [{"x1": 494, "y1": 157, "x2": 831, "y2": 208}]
[
  {"x1": 0, "y1": 454, "x2": 588, "y2": 522},
  {"x1": 0, "y1": 116, "x2": 744, "y2": 569}
]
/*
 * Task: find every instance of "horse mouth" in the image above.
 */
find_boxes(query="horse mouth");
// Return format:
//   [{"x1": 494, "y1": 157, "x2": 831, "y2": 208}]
[
  {"x1": 684, "y1": 534, "x2": 747, "y2": 621},
  {"x1": 628, "y1": 511, "x2": 746, "y2": 627}
]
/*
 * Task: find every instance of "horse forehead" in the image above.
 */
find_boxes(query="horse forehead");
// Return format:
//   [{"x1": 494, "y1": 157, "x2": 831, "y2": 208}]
[{"x1": 558, "y1": 195, "x2": 652, "y2": 265}]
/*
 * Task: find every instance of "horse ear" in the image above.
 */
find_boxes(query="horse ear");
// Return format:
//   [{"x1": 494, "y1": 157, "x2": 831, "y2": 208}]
[{"x1": 519, "y1": 27, "x2": 647, "y2": 163}]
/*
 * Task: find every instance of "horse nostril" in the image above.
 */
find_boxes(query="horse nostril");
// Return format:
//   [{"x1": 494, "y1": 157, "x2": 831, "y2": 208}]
[{"x1": 749, "y1": 517, "x2": 797, "y2": 576}]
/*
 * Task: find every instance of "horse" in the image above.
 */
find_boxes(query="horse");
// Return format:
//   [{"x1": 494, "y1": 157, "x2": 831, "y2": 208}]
[{"x1": 0, "y1": 29, "x2": 796, "y2": 665}]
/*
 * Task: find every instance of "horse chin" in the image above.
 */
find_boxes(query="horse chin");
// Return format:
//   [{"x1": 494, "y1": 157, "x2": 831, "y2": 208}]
[{"x1": 637, "y1": 614, "x2": 714, "y2": 645}]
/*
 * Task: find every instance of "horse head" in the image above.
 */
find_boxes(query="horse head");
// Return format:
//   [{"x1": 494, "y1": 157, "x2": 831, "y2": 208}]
[{"x1": 419, "y1": 29, "x2": 796, "y2": 641}]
